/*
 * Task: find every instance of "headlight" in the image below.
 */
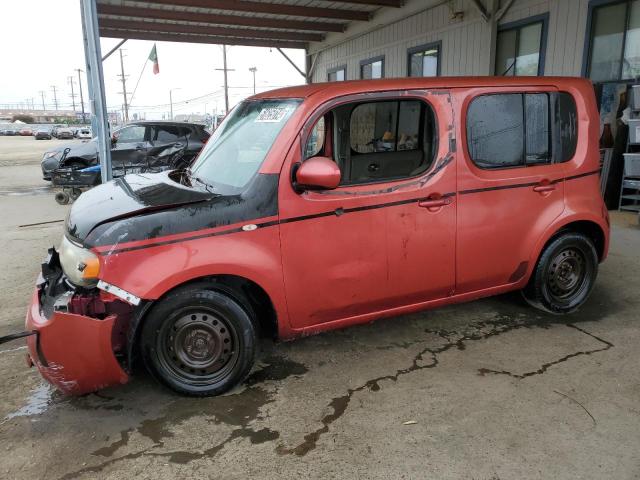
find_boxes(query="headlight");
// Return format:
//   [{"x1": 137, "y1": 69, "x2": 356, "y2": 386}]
[
  {"x1": 43, "y1": 151, "x2": 58, "y2": 159},
  {"x1": 59, "y1": 236, "x2": 101, "y2": 287}
]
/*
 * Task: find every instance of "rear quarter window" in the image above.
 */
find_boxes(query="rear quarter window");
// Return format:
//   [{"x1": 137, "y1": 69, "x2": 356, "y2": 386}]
[{"x1": 466, "y1": 91, "x2": 578, "y2": 169}]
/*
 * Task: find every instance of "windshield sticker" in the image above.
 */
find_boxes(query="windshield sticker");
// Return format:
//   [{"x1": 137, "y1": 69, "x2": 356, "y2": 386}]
[{"x1": 255, "y1": 106, "x2": 291, "y2": 123}]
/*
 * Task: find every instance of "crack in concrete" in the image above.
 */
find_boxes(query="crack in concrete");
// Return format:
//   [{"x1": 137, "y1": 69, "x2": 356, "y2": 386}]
[
  {"x1": 276, "y1": 315, "x2": 524, "y2": 456},
  {"x1": 477, "y1": 324, "x2": 614, "y2": 379},
  {"x1": 57, "y1": 314, "x2": 615, "y2": 476}
]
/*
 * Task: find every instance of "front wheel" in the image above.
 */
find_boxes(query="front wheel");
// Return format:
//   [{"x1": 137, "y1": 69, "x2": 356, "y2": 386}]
[
  {"x1": 140, "y1": 287, "x2": 257, "y2": 396},
  {"x1": 523, "y1": 233, "x2": 598, "y2": 314}
]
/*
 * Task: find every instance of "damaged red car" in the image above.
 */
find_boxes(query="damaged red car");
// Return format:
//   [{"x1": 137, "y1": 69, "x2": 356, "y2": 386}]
[{"x1": 18, "y1": 77, "x2": 609, "y2": 396}]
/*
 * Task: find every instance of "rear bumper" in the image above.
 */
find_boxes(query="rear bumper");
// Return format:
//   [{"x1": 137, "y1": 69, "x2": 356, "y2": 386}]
[{"x1": 25, "y1": 254, "x2": 130, "y2": 395}]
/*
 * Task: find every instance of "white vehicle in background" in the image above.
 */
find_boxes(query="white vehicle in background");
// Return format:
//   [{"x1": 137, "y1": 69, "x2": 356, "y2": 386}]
[{"x1": 77, "y1": 128, "x2": 92, "y2": 139}]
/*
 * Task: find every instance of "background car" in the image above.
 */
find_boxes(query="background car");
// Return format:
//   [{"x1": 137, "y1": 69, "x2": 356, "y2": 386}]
[
  {"x1": 56, "y1": 128, "x2": 74, "y2": 139},
  {"x1": 41, "y1": 121, "x2": 210, "y2": 180},
  {"x1": 76, "y1": 128, "x2": 92, "y2": 139},
  {"x1": 3, "y1": 129, "x2": 16, "y2": 136},
  {"x1": 19, "y1": 128, "x2": 33, "y2": 136},
  {"x1": 35, "y1": 129, "x2": 52, "y2": 140}
]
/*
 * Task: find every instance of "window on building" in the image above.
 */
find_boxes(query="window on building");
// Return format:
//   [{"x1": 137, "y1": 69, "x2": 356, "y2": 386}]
[
  {"x1": 328, "y1": 66, "x2": 346, "y2": 82},
  {"x1": 466, "y1": 92, "x2": 577, "y2": 169},
  {"x1": 408, "y1": 42, "x2": 440, "y2": 77},
  {"x1": 360, "y1": 57, "x2": 384, "y2": 79},
  {"x1": 495, "y1": 15, "x2": 547, "y2": 76},
  {"x1": 587, "y1": 0, "x2": 640, "y2": 82}
]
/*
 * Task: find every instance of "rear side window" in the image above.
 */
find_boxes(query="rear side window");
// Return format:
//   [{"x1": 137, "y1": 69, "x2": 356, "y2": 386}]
[{"x1": 466, "y1": 92, "x2": 577, "y2": 168}]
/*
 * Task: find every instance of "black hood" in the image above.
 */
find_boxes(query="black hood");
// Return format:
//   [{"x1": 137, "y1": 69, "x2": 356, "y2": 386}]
[
  {"x1": 49, "y1": 139, "x2": 97, "y2": 160},
  {"x1": 66, "y1": 172, "x2": 279, "y2": 249}
]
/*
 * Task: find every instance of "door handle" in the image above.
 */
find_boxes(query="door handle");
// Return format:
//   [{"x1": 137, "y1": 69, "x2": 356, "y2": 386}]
[
  {"x1": 135, "y1": 145, "x2": 144, "y2": 150},
  {"x1": 533, "y1": 183, "x2": 556, "y2": 193},
  {"x1": 418, "y1": 197, "x2": 452, "y2": 208},
  {"x1": 368, "y1": 163, "x2": 380, "y2": 172}
]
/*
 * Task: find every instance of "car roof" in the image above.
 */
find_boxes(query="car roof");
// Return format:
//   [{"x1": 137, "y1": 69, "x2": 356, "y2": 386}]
[
  {"x1": 252, "y1": 76, "x2": 593, "y2": 100},
  {"x1": 130, "y1": 121, "x2": 204, "y2": 128}
]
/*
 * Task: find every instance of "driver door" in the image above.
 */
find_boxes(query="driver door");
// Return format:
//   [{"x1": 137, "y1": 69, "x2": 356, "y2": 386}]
[
  {"x1": 111, "y1": 124, "x2": 150, "y2": 171},
  {"x1": 278, "y1": 92, "x2": 456, "y2": 331}
]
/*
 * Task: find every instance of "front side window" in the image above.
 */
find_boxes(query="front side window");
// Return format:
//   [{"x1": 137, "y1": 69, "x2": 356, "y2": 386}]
[
  {"x1": 587, "y1": 0, "x2": 640, "y2": 81},
  {"x1": 115, "y1": 125, "x2": 146, "y2": 144},
  {"x1": 304, "y1": 117, "x2": 326, "y2": 158},
  {"x1": 344, "y1": 99, "x2": 436, "y2": 183},
  {"x1": 408, "y1": 43, "x2": 440, "y2": 77},
  {"x1": 466, "y1": 92, "x2": 577, "y2": 169},
  {"x1": 328, "y1": 66, "x2": 346, "y2": 82},
  {"x1": 360, "y1": 57, "x2": 384, "y2": 79},
  {"x1": 190, "y1": 99, "x2": 301, "y2": 191},
  {"x1": 495, "y1": 16, "x2": 546, "y2": 76}
]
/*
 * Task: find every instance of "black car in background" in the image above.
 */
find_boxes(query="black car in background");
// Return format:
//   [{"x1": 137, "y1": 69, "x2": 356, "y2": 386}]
[
  {"x1": 41, "y1": 121, "x2": 210, "y2": 180},
  {"x1": 35, "y1": 129, "x2": 52, "y2": 140}
]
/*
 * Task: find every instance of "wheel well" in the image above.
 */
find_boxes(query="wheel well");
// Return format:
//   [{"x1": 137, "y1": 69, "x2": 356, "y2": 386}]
[
  {"x1": 550, "y1": 220, "x2": 606, "y2": 261},
  {"x1": 153, "y1": 275, "x2": 278, "y2": 340}
]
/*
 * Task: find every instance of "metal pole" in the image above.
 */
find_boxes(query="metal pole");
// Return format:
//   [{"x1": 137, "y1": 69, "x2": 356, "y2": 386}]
[
  {"x1": 249, "y1": 66, "x2": 257, "y2": 94},
  {"x1": 68, "y1": 76, "x2": 77, "y2": 111},
  {"x1": 223, "y1": 45, "x2": 229, "y2": 113},
  {"x1": 50, "y1": 85, "x2": 59, "y2": 110},
  {"x1": 119, "y1": 49, "x2": 129, "y2": 123},
  {"x1": 169, "y1": 90, "x2": 173, "y2": 120},
  {"x1": 39, "y1": 91, "x2": 46, "y2": 110},
  {"x1": 76, "y1": 69, "x2": 86, "y2": 123},
  {"x1": 80, "y1": 0, "x2": 112, "y2": 182}
]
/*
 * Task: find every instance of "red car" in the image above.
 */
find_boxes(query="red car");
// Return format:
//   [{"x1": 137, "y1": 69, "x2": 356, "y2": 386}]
[{"x1": 20, "y1": 77, "x2": 608, "y2": 396}]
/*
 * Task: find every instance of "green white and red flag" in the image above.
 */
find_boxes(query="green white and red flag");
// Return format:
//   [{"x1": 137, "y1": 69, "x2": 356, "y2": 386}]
[{"x1": 148, "y1": 44, "x2": 159, "y2": 74}]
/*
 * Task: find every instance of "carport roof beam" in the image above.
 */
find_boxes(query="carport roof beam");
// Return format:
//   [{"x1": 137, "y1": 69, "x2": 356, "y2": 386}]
[{"x1": 97, "y1": 4, "x2": 347, "y2": 33}]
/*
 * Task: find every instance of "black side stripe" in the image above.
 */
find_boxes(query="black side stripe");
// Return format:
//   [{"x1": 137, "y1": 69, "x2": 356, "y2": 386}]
[
  {"x1": 459, "y1": 169, "x2": 600, "y2": 195},
  {"x1": 99, "y1": 169, "x2": 599, "y2": 256},
  {"x1": 99, "y1": 193, "x2": 456, "y2": 256}
]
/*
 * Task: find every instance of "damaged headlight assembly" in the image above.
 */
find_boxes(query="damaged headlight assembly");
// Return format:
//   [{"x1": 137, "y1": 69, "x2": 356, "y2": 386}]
[{"x1": 58, "y1": 235, "x2": 101, "y2": 287}]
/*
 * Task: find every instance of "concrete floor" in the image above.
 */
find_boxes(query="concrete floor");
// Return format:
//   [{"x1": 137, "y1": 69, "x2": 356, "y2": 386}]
[{"x1": 0, "y1": 136, "x2": 639, "y2": 479}]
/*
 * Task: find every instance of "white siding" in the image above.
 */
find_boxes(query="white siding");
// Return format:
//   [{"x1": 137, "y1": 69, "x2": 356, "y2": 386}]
[{"x1": 311, "y1": 0, "x2": 591, "y2": 82}]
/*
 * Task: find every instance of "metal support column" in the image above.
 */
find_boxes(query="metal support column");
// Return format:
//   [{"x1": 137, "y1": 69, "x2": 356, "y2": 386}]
[{"x1": 79, "y1": 0, "x2": 112, "y2": 183}]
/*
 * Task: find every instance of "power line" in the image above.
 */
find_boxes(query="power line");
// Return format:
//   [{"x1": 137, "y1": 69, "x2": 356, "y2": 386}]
[{"x1": 68, "y1": 76, "x2": 77, "y2": 111}]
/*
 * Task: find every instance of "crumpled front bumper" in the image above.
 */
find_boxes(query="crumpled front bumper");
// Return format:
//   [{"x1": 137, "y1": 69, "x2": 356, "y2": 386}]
[{"x1": 25, "y1": 254, "x2": 129, "y2": 395}]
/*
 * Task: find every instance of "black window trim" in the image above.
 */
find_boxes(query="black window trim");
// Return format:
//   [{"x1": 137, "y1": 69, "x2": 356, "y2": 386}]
[
  {"x1": 581, "y1": 0, "x2": 639, "y2": 84},
  {"x1": 359, "y1": 55, "x2": 386, "y2": 79},
  {"x1": 465, "y1": 91, "x2": 577, "y2": 171},
  {"x1": 327, "y1": 64, "x2": 347, "y2": 81},
  {"x1": 407, "y1": 40, "x2": 442, "y2": 77},
  {"x1": 298, "y1": 91, "x2": 439, "y2": 188},
  {"x1": 495, "y1": 13, "x2": 549, "y2": 76}
]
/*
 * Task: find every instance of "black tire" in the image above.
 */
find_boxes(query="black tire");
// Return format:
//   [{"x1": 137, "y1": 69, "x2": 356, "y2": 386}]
[
  {"x1": 523, "y1": 232, "x2": 598, "y2": 314},
  {"x1": 140, "y1": 287, "x2": 257, "y2": 396},
  {"x1": 54, "y1": 191, "x2": 70, "y2": 205}
]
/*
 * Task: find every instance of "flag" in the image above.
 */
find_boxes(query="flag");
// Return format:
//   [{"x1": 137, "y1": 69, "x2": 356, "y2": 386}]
[{"x1": 148, "y1": 44, "x2": 159, "y2": 74}]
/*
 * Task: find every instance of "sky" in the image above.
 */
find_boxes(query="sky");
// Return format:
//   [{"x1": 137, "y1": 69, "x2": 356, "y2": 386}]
[{"x1": 0, "y1": 0, "x2": 307, "y2": 120}]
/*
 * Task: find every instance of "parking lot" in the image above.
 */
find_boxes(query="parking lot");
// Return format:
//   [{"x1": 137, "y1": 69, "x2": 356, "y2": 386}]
[{"x1": 0, "y1": 135, "x2": 639, "y2": 479}]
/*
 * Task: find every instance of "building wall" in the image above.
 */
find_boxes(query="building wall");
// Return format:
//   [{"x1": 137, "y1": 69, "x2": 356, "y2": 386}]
[{"x1": 310, "y1": 0, "x2": 591, "y2": 82}]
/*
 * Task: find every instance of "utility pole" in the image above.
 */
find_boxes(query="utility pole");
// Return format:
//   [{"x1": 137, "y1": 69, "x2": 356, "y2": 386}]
[
  {"x1": 169, "y1": 88, "x2": 181, "y2": 120},
  {"x1": 50, "y1": 85, "x2": 59, "y2": 110},
  {"x1": 68, "y1": 76, "x2": 77, "y2": 111},
  {"x1": 249, "y1": 66, "x2": 257, "y2": 94},
  {"x1": 76, "y1": 69, "x2": 86, "y2": 123},
  {"x1": 118, "y1": 49, "x2": 129, "y2": 123},
  {"x1": 39, "y1": 91, "x2": 46, "y2": 110},
  {"x1": 215, "y1": 45, "x2": 234, "y2": 114}
]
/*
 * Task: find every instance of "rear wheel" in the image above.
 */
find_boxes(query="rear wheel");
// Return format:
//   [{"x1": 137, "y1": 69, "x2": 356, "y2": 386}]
[
  {"x1": 140, "y1": 287, "x2": 256, "y2": 396},
  {"x1": 523, "y1": 233, "x2": 598, "y2": 314}
]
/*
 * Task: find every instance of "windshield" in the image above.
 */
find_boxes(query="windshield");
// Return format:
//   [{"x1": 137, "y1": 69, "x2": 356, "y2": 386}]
[{"x1": 189, "y1": 98, "x2": 301, "y2": 192}]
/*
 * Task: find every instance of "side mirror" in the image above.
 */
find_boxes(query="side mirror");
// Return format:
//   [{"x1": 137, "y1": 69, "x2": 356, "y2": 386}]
[{"x1": 295, "y1": 156, "x2": 341, "y2": 191}]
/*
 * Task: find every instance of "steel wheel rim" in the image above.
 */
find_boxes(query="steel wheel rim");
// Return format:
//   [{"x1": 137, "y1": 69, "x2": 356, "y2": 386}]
[
  {"x1": 547, "y1": 248, "x2": 586, "y2": 300},
  {"x1": 157, "y1": 309, "x2": 239, "y2": 384}
]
